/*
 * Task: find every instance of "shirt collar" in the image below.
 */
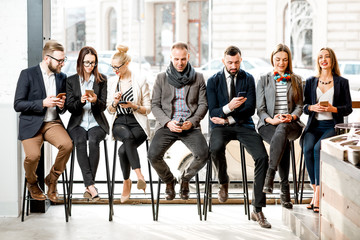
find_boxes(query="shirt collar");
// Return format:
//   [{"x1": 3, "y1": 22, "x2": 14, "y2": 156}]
[
  {"x1": 223, "y1": 68, "x2": 237, "y2": 80},
  {"x1": 80, "y1": 74, "x2": 95, "y2": 84},
  {"x1": 39, "y1": 63, "x2": 55, "y2": 78}
]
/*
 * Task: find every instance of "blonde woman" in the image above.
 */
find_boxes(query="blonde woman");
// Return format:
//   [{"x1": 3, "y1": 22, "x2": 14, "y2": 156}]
[{"x1": 107, "y1": 45, "x2": 151, "y2": 203}]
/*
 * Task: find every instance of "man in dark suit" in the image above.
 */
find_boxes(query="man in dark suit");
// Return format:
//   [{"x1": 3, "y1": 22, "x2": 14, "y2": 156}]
[
  {"x1": 148, "y1": 42, "x2": 208, "y2": 201},
  {"x1": 206, "y1": 46, "x2": 271, "y2": 228},
  {"x1": 14, "y1": 40, "x2": 73, "y2": 202}
]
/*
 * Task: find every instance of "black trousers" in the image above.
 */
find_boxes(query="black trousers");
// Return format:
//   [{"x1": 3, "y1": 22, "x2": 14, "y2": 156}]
[
  {"x1": 112, "y1": 114, "x2": 147, "y2": 180},
  {"x1": 69, "y1": 126, "x2": 106, "y2": 187},
  {"x1": 258, "y1": 122, "x2": 302, "y2": 185},
  {"x1": 209, "y1": 125, "x2": 268, "y2": 208},
  {"x1": 148, "y1": 127, "x2": 208, "y2": 183}
]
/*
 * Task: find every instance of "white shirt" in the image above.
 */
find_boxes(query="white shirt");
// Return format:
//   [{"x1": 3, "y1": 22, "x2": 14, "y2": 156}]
[
  {"x1": 316, "y1": 87, "x2": 334, "y2": 120},
  {"x1": 40, "y1": 63, "x2": 58, "y2": 122},
  {"x1": 222, "y1": 69, "x2": 236, "y2": 125},
  {"x1": 79, "y1": 74, "x2": 99, "y2": 131}
]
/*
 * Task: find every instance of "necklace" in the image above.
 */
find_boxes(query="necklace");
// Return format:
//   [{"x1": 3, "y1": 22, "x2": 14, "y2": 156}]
[
  {"x1": 274, "y1": 71, "x2": 291, "y2": 85},
  {"x1": 319, "y1": 78, "x2": 332, "y2": 85}
]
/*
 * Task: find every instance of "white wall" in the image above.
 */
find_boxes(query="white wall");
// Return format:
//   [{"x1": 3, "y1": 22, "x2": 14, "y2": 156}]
[{"x1": 0, "y1": 0, "x2": 28, "y2": 217}]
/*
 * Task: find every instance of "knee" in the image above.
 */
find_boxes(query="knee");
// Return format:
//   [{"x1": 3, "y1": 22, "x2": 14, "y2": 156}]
[
  {"x1": 210, "y1": 142, "x2": 224, "y2": 155},
  {"x1": 118, "y1": 145, "x2": 126, "y2": 157},
  {"x1": 148, "y1": 147, "x2": 162, "y2": 164},
  {"x1": 195, "y1": 148, "x2": 209, "y2": 162},
  {"x1": 24, "y1": 152, "x2": 41, "y2": 164},
  {"x1": 88, "y1": 138, "x2": 101, "y2": 148},
  {"x1": 60, "y1": 140, "x2": 73, "y2": 154}
]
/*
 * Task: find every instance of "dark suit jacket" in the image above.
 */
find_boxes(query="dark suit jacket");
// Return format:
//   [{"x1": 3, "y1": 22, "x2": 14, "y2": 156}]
[
  {"x1": 206, "y1": 69, "x2": 256, "y2": 129},
  {"x1": 65, "y1": 74, "x2": 109, "y2": 134},
  {"x1": 303, "y1": 75, "x2": 353, "y2": 134},
  {"x1": 14, "y1": 65, "x2": 67, "y2": 140}
]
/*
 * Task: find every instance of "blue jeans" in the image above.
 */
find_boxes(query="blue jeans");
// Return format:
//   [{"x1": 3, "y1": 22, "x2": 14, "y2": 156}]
[
  {"x1": 148, "y1": 127, "x2": 208, "y2": 183},
  {"x1": 303, "y1": 120, "x2": 335, "y2": 186}
]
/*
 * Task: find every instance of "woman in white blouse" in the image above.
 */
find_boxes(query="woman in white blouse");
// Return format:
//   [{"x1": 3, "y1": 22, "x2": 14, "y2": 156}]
[
  {"x1": 302, "y1": 47, "x2": 352, "y2": 212},
  {"x1": 107, "y1": 45, "x2": 151, "y2": 203}
]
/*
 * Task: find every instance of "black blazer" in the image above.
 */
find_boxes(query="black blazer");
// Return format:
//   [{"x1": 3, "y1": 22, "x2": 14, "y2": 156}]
[
  {"x1": 66, "y1": 74, "x2": 109, "y2": 134},
  {"x1": 206, "y1": 69, "x2": 256, "y2": 129},
  {"x1": 14, "y1": 65, "x2": 67, "y2": 140},
  {"x1": 303, "y1": 75, "x2": 353, "y2": 134}
]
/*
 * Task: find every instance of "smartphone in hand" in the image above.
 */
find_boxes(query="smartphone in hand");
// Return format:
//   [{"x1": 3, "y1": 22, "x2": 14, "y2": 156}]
[
  {"x1": 237, "y1": 91, "x2": 247, "y2": 98},
  {"x1": 320, "y1": 101, "x2": 329, "y2": 107},
  {"x1": 85, "y1": 89, "x2": 94, "y2": 96},
  {"x1": 176, "y1": 118, "x2": 184, "y2": 126},
  {"x1": 56, "y1": 93, "x2": 66, "y2": 98},
  {"x1": 119, "y1": 101, "x2": 128, "y2": 104}
]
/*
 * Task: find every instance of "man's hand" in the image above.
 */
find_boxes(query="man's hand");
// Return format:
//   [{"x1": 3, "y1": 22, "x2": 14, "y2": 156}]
[
  {"x1": 43, "y1": 95, "x2": 59, "y2": 108},
  {"x1": 228, "y1": 97, "x2": 247, "y2": 111},
  {"x1": 210, "y1": 117, "x2": 227, "y2": 125},
  {"x1": 55, "y1": 95, "x2": 66, "y2": 109},
  {"x1": 181, "y1": 121, "x2": 192, "y2": 130},
  {"x1": 166, "y1": 120, "x2": 183, "y2": 133}
]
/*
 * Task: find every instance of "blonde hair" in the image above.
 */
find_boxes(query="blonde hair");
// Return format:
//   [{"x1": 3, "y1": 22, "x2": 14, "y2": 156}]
[
  {"x1": 42, "y1": 40, "x2": 64, "y2": 59},
  {"x1": 315, "y1": 47, "x2": 341, "y2": 77},
  {"x1": 112, "y1": 44, "x2": 131, "y2": 64}
]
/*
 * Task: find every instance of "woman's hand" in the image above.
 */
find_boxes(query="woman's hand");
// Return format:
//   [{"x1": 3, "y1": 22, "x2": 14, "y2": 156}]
[
  {"x1": 113, "y1": 92, "x2": 121, "y2": 105},
  {"x1": 266, "y1": 114, "x2": 291, "y2": 125},
  {"x1": 309, "y1": 103, "x2": 337, "y2": 113},
  {"x1": 87, "y1": 93, "x2": 97, "y2": 103}
]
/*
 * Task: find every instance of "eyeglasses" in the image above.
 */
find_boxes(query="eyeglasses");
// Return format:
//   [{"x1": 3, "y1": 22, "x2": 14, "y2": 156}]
[
  {"x1": 83, "y1": 61, "x2": 97, "y2": 67},
  {"x1": 47, "y1": 55, "x2": 67, "y2": 64},
  {"x1": 110, "y1": 63, "x2": 125, "y2": 71}
]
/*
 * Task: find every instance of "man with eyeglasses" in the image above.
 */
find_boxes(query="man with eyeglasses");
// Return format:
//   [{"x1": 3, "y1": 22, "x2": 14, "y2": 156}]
[
  {"x1": 14, "y1": 40, "x2": 73, "y2": 202},
  {"x1": 148, "y1": 42, "x2": 208, "y2": 201}
]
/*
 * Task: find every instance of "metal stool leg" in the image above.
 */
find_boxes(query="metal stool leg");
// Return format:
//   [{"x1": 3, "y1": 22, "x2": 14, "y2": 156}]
[
  {"x1": 146, "y1": 140, "x2": 156, "y2": 221},
  {"x1": 299, "y1": 148, "x2": 306, "y2": 204},
  {"x1": 109, "y1": 140, "x2": 118, "y2": 221},
  {"x1": 290, "y1": 141, "x2": 298, "y2": 204},
  {"x1": 21, "y1": 178, "x2": 27, "y2": 222},
  {"x1": 67, "y1": 148, "x2": 75, "y2": 216},
  {"x1": 155, "y1": 177, "x2": 161, "y2": 221},
  {"x1": 203, "y1": 158, "x2": 211, "y2": 219},
  {"x1": 195, "y1": 173, "x2": 202, "y2": 221},
  {"x1": 102, "y1": 139, "x2": 112, "y2": 221},
  {"x1": 240, "y1": 143, "x2": 250, "y2": 220},
  {"x1": 61, "y1": 173, "x2": 69, "y2": 222}
]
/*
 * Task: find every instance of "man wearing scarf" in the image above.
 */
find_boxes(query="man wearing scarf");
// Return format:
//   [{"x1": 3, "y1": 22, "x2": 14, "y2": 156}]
[{"x1": 148, "y1": 42, "x2": 208, "y2": 201}]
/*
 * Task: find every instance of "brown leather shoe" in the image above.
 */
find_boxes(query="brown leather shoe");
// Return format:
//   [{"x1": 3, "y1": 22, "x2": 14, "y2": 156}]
[
  {"x1": 165, "y1": 178, "x2": 177, "y2": 200},
  {"x1": 218, "y1": 183, "x2": 228, "y2": 203},
  {"x1": 251, "y1": 210, "x2": 272, "y2": 228},
  {"x1": 44, "y1": 174, "x2": 59, "y2": 202},
  {"x1": 179, "y1": 180, "x2": 189, "y2": 200},
  {"x1": 27, "y1": 182, "x2": 46, "y2": 201}
]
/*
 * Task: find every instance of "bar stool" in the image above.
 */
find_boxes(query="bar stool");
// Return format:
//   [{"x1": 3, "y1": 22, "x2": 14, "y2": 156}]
[
  {"x1": 109, "y1": 139, "x2": 156, "y2": 221},
  {"x1": 67, "y1": 139, "x2": 112, "y2": 221},
  {"x1": 203, "y1": 142, "x2": 250, "y2": 221},
  {"x1": 153, "y1": 171, "x2": 202, "y2": 221},
  {"x1": 21, "y1": 172, "x2": 69, "y2": 222}
]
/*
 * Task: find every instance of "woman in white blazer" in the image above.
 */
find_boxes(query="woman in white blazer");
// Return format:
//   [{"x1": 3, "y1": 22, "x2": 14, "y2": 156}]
[
  {"x1": 256, "y1": 44, "x2": 304, "y2": 209},
  {"x1": 107, "y1": 45, "x2": 151, "y2": 203}
]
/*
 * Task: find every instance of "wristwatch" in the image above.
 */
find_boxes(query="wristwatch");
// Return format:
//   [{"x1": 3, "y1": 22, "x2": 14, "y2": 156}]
[
  {"x1": 134, "y1": 105, "x2": 140, "y2": 112},
  {"x1": 223, "y1": 118, "x2": 229, "y2": 126}
]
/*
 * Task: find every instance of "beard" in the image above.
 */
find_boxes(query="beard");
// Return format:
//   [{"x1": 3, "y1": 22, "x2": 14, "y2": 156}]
[
  {"x1": 225, "y1": 66, "x2": 239, "y2": 76},
  {"x1": 48, "y1": 61, "x2": 61, "y2": 74}
]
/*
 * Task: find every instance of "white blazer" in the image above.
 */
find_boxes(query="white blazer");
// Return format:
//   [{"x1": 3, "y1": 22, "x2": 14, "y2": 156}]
[{"x1": 106, "y1": 72, "x2": 151, "y2": 139}]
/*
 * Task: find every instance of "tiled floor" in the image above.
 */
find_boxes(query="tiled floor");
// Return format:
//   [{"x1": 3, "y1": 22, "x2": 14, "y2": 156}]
[{"x1": 0, "y1": 203, "x2": 300, "y2": 240}]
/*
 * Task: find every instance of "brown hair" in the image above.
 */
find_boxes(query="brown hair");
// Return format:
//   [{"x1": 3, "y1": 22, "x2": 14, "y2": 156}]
[
  {"x1": 76, "y1": 46, "x2": 105, "y2": 83},
  {"x1": 171, "y1": 41, "x2": 188, "y2": 51},
  {"x1": 224, "y1": 45, "x2": 241, "y2": 57},
  {"x1": 271, "y1": 43, "x2": 301, "y2": 102},
  {"x1": 315, "y1": 47, "x2": 341, "y2": 77},
  {"x1": 112, "y1": 44, "x2": 131, "y2": 65},
  {"x1": 42, "y1": 40, "x2": 64, "y2": 59}
]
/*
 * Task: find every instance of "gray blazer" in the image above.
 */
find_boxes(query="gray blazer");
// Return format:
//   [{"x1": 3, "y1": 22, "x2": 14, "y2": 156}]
[
  {"x1": 151, "y1": 72, "x2": 208, "y2": 132},
  {"x1": 256, "y1": 72, "x2": 304, "y2": 129}
]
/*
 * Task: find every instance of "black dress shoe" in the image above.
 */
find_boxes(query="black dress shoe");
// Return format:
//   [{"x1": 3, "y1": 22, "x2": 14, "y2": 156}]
[
  {"x1": 179, "y1": 180, "x2": 189, "y2": 200},
  {"x1": 218, "y1": 183, "x2": 228, "y2": 203},
  {"x1": 251, "y1": 210, "x2": 271, "y2": 228},
  {"x1": 165, "y1": 178, "x2": 177, "y2": 200}
]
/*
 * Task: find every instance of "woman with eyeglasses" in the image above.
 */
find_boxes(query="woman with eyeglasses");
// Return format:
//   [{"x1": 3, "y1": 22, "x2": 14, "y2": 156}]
[
  {"x1": 107, "y1": 45, "x2": 151, "y2": 203},
  {"x1": 66, "y1": 46, "x2": 109, "y2": 201}
]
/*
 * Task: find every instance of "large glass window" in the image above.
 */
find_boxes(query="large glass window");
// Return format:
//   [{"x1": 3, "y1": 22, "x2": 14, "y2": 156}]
[
  {"x1": 108, "y1": 8, "x2": 117, "y2": 50},
  {"x1": 65, "y1": 7, "x2": 86, "y2": 53}
]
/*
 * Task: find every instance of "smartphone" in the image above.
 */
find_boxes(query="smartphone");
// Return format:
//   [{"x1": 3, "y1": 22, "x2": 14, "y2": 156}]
[
  {"x1": 119, "y1": 101, "x2": 128, "y2": 104},
  {"x1": 320, "y1": 101, "x2": 329, "y2": 107},
  {"x1": 56, "y1": 93, "x2": 66, "y2": 98},
  {"x1": 176, "y1": 118, "x2": 184, "y2": 126},
  {"x1": 237, "y1": 91, "x2": 247, "y2": 98},
  {"x1": 85, "y1": 89, "x2": 94, "y2": 96}
]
